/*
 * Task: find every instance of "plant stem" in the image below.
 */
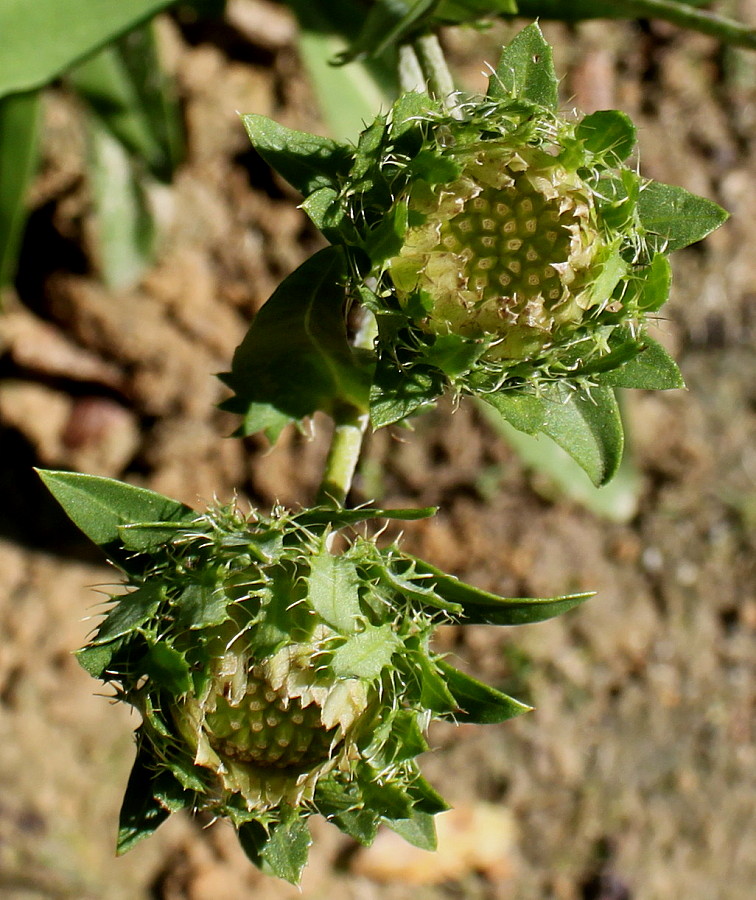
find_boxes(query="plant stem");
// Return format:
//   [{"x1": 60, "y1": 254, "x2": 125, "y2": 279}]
[
  {"x1": 398, "y1": 43, "x2": 425, "y2": 94},
  {"x1": 620, "y1": 0, "x2": 756, "y2": 48},
  {"x1": 412, "y1": 32, "x2": 462, "y2": 118},
  {"x1": 316, "y1": 311, "x2": 377, "y2": 507}
]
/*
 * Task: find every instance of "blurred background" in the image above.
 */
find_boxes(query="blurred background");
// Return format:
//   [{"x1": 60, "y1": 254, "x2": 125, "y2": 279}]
[{"x1": 0, "y1": 1, "x2": 754, "y2": 897}]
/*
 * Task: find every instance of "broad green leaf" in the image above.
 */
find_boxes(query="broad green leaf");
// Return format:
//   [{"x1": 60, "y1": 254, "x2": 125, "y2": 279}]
[
  {"x1": 93, "y1": 584, "x2": 165, "y2": 644},
  {"x1": 0, "y1": 89, "x2": 40, "y2": 292},
  {"x1": 36, "y1": 470, "x2": 194, "y2": 547},
  {"x1": 118, "y1": 521, "x2": 190, "y2": 552},
  {"x1": 117, "y1": 742, "x2": 172, "y2": 855},
  {"x1": 488, "y1": 22, "x2": 558, "y2": 110},
  {"x1": 307, "y1": 547, "x2": 362, "y2": 632},
  {"x1": 481, "y1": 389, "x2": 546, "y2": 434},
  {"x1": 538, "y1": 384, "x2": 624, "y2": 486},
  {"x1": 406, "y1": 772, "x2": 449, "y2": 815},
  {"x1": 411, "y1": 649, "x2": 458, "y2": 713},
  {"x1": 143, "y1": 643, "x2": 191, "y2": 695},
  {"x1": 86, "y1": 117, "x2": 156, "y2": 290},
  {"x1": 478, "y1": 400, "x2": 641, "y2": 523},
  {"x1": 315, "y1": 779, "x2": 379, "y2": 845},
  {"x1": 599, "y1": 336, "x2": 684, "y2": 390},
  {"x1": 300, "y1": 186, "x2": 354, "y2": 244},
  {"x1": 436, "y1": 658, "x2": 532, "y2": 723},
  {"x1": 241, "y1": 114, "x2": 353, "y2": 195},
  {"x1": 638, "y1": 181, "x2": 729, "y2": 252},
  {"x1": 220, "y1": 248, "x2": 371, "y2": 436},
  {"x1": 384, "y1": 809, "x2": 437, "y2": 851},
  {"x1": 361, "y1": 780, "x2": 413, "y2": 820},
  {"x1": 330, "y1": 623, "x2": 400, "y2": 679},
  {"x1": 577, "y1": 109, "x2": 636, "y2": 164},
  {"x1": 633, "y1": 252, "x2": 672, "y2": 313},
  {"x1": 0, "y1": 0, "x2": 175, "y2": 98},
  {"x1": 403, "y1": 554, "x2": 593, "y2": 625},
  {"x1": 238, "y1": 813, "x2": 312, "y2": 885}
]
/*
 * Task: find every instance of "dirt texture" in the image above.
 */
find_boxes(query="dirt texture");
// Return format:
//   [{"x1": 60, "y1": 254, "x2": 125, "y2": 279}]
[{"x1": 1, "y1": 2, "x2": 754, "y2": 898}]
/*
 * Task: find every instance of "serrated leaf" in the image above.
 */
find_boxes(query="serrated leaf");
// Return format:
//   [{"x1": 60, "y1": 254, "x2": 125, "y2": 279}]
[
  {"x1": 76, "y1": 643, "x2": 116, "y2": 679},
  {"x1": 362, "y1": 779, "x2": 413, "y2": 820},
  {"x1": 599, "y1": 336, "x2": 684, "y2": 390},
  {"x1": 220, "y1": 248, "x2": 370, "y2": 436},
  {"x1": 143, "y1": 643, "x2": 191, "y2": 695},
  {"x1": 93, "y1": 584, "x2": 164, "y2": 645},
  {"x1": 307, "y1": 547, "x2": 362, "y2": 632},
  {"x1": 330, "y1": 623, "x2": 400, "y2": 679},
  {"x1": 175, "y1": 582, "x2": 229, "y2": 630},
  {"x1": 488, "y1": 22, "x2": 558, "y2": 110},
  {"x1": 436, "y1": 658, "x2": 532, "y2": 723},
  {"x1": 406, "y1": 772, "x2": 449, "y2": 815},
  {"x1": 36, "y1": 470, "x2": 194, "y2": 548},
  {"x1": 241, "y1": 114, "x2": 352, "y2": 195},
  {"x1": 315, "y1": 779, "x2": 380, "y2": 845},
  {"x1": 638, "y1": 181, "x2": 729, "y2": 252},
  {"x1": 238, "y1": 813, "x2": 312, "y2": 885},
  {"x1": 576, "y1": 109, "x2": 636, "y2": 164},
  {"x1": 410, "y1": 649, "x2": 458, "y2": 713},
  {"x1": 384, "y1": 809, "x2": 438, "y2": 851},
  {"x1": 300, "y1": 186, "x2": 358, "y2": 244},
  {"x1": 633, "y1": 252, "x2": 672, "y2": 313},
  {"x1": 117, "y1": 743, "x2": 171, "y2": 855},
  {"x1": 403, "y1": 554, "x2": 593, "y2": 625}
]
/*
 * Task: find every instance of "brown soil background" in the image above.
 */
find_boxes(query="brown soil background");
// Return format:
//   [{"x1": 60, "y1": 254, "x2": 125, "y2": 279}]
[{"x1": 0, "y1": 3, "x2": 754, "y2": 898}]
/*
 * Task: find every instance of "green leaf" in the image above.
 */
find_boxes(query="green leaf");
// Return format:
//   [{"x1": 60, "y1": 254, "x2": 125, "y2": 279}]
[
  {"x1": 175, "y1": 582, "x2": 229, "y2": 630},
  {"x1": 384, "y1": 809, "x2": 438, "y2": 851},
  {"x1": 436, "y1": 658, "x2": 532, "y2": 723},
  {"x1": 633, "y1": 252, "x2": 672, "y2": 313},
  {"x1": 238, "y1": 812, "x2": 312, "y2": 885},
  {"x1": 411, "y1": 649, "x2": 458, "y2": 713},
  {"x1": 143, "y1": 643, "x2": 191, "y2": 695},
  {"x1": 241, "y1": 114, "x2": 353, "y2": 195},
  {"x1": 380, "y1": 558, "x2": 463, "y2": 615},
  {"x1": 403, "y1": 554, "x2": 593, "y2": 625},
  {"x1": 370, "y1": 359, "x2": 443, "y2": 428},
  {"x1": 481, "y1": 389, "x2": 545, "y2": 434},
  {"x1": 0, "y1": 0, "x2": 175, "y2": 98},
  {"x1": 406, "y1": 772, "x2": 449, "y2": 815},
  {"x1": 488, "y1": 22, "x2": 558, "y2": 110},
  {"x1": 330, "y1": 623, "x2": 400, "y2": 679},
  {"x1": 36, "y1": 470, "x2": 194, "y2": 548},
  {"x1": 576, "y1": 109, "x2": 636, "y2": 164},
  {"x1": 117, "y1": 742, "x2": 172, "y2": 855},
  {"x1": 599, "y1": 336, "x2": 684, "y2": 390},
  {"x1": 93, "y1": 584, "x2": 165, "y2": 644},
  {"x1": 638, "y1": 181, "x2": 729, "y2": 252},
  {"x1": 336, "y1": 0, "x2": 437, "y2": 64},
  {"x1": 76, "y1": 642, "x2": 116, "y2": 679},
  {"x1": 436, "y1": 0, "x2": 517, "y2": 21},
  {"x1": 362, "y1": 779, "x2": 413, "y2": 820},
  {"x1": 538, "y1": 384, "x2": 624, "y2": 486},
  {"x1": 118, "y1": 521, "x2": 189, "y2": 552},
  {"x1": 315, "y1": 778, "x2": 379, "y2": 845},
  {"x1": 86, "y1": 116, "x2": 156, "y2": 290},
  {"x1": 307, "y1": 547, "x2": 362, "y2": 632},
  {"x1": 0, "y1": 89, "x2": 40, "y2": 292},
  {"x1": 220, "y1": 248, "x2": 371, "y2": 437}
]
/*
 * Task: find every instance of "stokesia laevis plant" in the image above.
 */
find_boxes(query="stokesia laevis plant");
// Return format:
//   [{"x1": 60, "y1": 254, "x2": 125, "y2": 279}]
[{"x1": 38, "y1": 23, "x2": 727, "y2": 884}]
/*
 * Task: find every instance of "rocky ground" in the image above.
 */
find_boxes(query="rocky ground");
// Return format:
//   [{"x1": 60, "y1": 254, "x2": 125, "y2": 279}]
[{"x1": 0, "y1": 2, "x2": 754, "y2": 898}]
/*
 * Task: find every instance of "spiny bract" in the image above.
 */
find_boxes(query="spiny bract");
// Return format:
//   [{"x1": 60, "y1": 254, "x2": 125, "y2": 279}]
[{"x1": 76, "y1": 501, "x2": 535, "y2": 882}]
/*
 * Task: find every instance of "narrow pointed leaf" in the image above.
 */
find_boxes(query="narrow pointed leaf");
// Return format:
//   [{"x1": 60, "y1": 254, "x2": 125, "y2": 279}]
[
  {"x1": 403, "y1": 554, "x2": 593, "y2": 625},
  {"x1": 238, "y1": 814, "x2": 312, "y2": 885},
  {"x1": 488, "y1": 23, "x2": 558, "y2": 109},
  {"x1": 436, "y1": 658, "x2": 532, "y2": 723},
  {"x1": 37, "y1": 470, "x2": 194, "y2": 547}
]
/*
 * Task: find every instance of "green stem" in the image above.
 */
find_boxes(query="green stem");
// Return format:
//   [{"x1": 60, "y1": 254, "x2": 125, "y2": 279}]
[
  {"x1": 398, "y1": 43, "x2": 425, "y2": 94},
  {"x1": 412, "y1": 32, "x2": 462, "y2": 117},
  {"x1": 316, "y1": 311, "x2": 378, "y2": 507},
  {"x1": 516, "y1": 0, "x2": 756, "y2": 50}
]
